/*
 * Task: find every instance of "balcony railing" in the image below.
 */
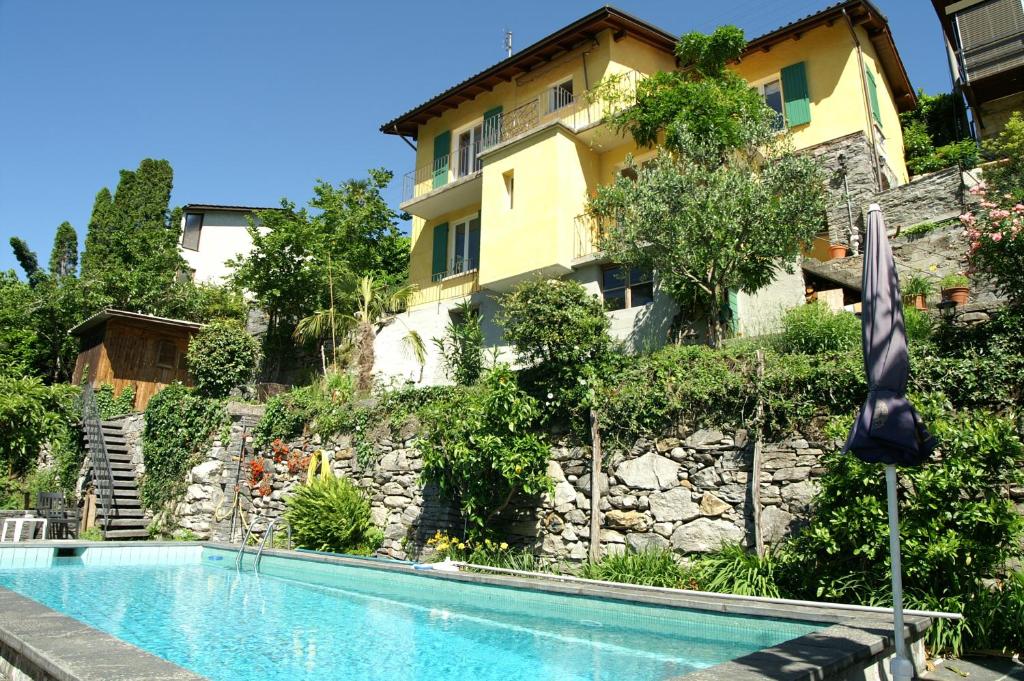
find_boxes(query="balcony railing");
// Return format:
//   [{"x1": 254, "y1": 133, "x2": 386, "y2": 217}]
[
  {"x1": 402, "y1": 70, "x2": 644, "y2": 203},
  {"x1": 573, "y1": 213, "x2": 611, "y2": 261},
  {"x1": 431, "y1": 254, "x2": 479, "y2": 282}
]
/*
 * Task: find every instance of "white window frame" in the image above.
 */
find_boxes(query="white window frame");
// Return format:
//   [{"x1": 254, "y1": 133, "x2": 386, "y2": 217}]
[
  {"x1": 448, "y1": 212, "x2": 481, "y2": 277},
  {"x1": 750, "y1": 74, "x2": 786, "y2": 131},
  {"x1": 181, "y1": 212, "x2": 204, "y2": 251},
  {"x1": 453, "y1": 118, "x2": 484, "y2": 178},
  {"x1": 546, "y1": 76, "x2": 575, "y2": 114}
]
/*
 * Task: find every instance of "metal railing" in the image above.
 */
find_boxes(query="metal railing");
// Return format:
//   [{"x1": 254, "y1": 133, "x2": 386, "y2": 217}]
[
  {"x1": 401, "y1": 72, "x2": 644, "y2": 203},
  {"x1": 81, "y1": 383, "x2": 114, "y2": 533},
  {"x1": 573, "y1": 213, "x2": 610, "y2": 260},
  {"x1": 236, "y1": 517, "x2": 292, "y2": 572},
  {"x1": 431, "y1": 254, "x2": 479, "y2": 282}
]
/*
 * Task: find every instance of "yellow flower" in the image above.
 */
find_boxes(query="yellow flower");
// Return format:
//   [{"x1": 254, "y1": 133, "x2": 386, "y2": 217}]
[
  {"x1": 499, "y1": 542, "x2": 509, "y2": 550},
  {"x1": 458, "y1": 542, "x2": 466, "y2": 550}
]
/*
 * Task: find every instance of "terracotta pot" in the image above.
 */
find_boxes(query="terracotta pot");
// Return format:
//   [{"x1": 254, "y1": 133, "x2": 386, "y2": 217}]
[
  {"x1": 829, "y1": 244, "x2": 848, "y2": 259},
  {"x1": 941, "y1": 286, "x2": 969, "y2": 306},
  {"x1": 911, "y1": 293, "x2": 927, "y2": 311}
]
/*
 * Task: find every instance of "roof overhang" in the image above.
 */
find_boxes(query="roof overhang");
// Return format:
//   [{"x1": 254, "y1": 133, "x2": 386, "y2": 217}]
[
  {"x1": 69, "y1": 309, "x2": 204, "y2": 337},
  {"x1": 183, "y1": 204, "x2": 279, "y2": 213},
  {"x1": 381, "y1": 1, "x2": 917, "y2": 139}
]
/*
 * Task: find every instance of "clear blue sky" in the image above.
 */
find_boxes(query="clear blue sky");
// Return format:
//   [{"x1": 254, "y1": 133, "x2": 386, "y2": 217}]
[{"x1": 0, "y1": 0, "x2": 950, "y2": 275}]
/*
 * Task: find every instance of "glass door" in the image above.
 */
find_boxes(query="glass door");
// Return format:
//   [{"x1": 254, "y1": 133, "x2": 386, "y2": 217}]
[{"x1": 457, "y1": 124, "x2": 484, "y2": 178}]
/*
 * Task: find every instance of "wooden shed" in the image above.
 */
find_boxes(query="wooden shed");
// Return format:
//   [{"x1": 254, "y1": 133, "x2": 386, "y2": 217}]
[{"x1": 70, "y1": 309, "x2": 203, "y2": 410}]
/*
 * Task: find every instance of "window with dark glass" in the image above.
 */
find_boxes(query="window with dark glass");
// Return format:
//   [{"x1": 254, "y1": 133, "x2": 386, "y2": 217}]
[
  {"x1": 761, "y1": 79, "x2": 785, "y2": 131},
  {"x1": 182, "y1": 213, "x2": 203, "y2": 250},
  {"x1": 156, "y1": 339, "x2": 177, "y2": 369},
  {"x1": 452, "y1": 215, "x2": 481, "y2": 274},
  {"x1": 602, "y1": 265, "x2": 653, "y2": 310}
]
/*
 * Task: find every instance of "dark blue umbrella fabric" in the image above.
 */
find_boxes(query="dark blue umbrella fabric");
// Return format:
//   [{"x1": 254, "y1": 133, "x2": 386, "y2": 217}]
[{"x1": 844, "y1": 204, "x2": 934, "y2": 466}]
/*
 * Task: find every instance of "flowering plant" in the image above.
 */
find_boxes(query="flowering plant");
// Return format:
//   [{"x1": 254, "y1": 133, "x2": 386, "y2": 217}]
[
  {"x1": 426, "y1": 530, "x2": 509, "y2": 561},
  {"x1": 961, "y1": 183, "x2": 1024, "y2": 303}
]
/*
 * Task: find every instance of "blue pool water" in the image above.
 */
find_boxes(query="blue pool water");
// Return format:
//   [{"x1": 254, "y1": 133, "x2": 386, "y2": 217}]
[{"x1": 0, "y1": 548, "x2": 821, "y2": 681}]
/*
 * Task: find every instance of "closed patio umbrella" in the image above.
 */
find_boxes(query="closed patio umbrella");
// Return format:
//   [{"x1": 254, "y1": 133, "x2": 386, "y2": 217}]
[{"x1": 844, "y1": 203, "x2": 934, "y2": 681}]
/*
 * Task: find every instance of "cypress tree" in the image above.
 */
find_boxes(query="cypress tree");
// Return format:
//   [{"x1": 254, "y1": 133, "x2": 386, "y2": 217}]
[
  {"x1": 81, "y1": 187, "x2": 115, "y2": 279},
  {"x1": 48, "y1": 221, "x2": 78, "y2": 278},
  {"x1": 9, "y1": 237, "x2": 40, "y2": 283}
]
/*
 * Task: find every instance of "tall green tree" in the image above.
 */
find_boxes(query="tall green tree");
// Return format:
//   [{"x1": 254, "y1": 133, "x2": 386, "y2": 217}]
[
  {"x1": 80, "y1": 159, "x2": 184, "y2": 313},
  {"x1": 587, "y1": 26, "x2": 826, "y2": 346},
  {"x1": 48, "y1": 222, "x2": 78, "y2": 278},
  {"x1": 9, "y1": 238, "x2": 40, "y2": 284},
  {"x1": 231, "y1": 168, "x2": 409, "y2": 379}
]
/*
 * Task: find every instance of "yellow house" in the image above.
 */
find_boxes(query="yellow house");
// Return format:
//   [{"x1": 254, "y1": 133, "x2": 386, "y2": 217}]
[{"x1": 375, "y1": 2, "x2": 916, "y2": 384}]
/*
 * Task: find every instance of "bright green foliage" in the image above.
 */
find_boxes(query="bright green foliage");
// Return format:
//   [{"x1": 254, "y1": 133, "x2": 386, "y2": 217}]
[
  {"x1": 94, "y1": 383, "x2": 136, "y2": 419},
  {"x1": 981, "y1": 111, "x2": 1024, "y2": 201},
  {"x1": 498, "y1": 278, "x2": 611, "y2": 416},
  {"x1": 9, "y1": 238, "x2": 41, "y2": 284},
  {"x1": 48, "y1": 222, "x2": 78, "y2": 278},
  {"x1": 186, "y1": 320, "x2": 262, "y2": 398},
  {"x1": 0, "y1": 377, "x2": 79, "y2": 478},
  {"x1": 162, "y1": 282, "x2": 247, "y2": 325},
  {"x1": 140, "y1": 384, "x2": 227, "y2": 510},
  {"x1": 230, "y1": 169, "x2": 408, "y2": 379},
  {"x1": 0, "y1": 271, "x2": 46, "y2": 377},
  {"x1": 900, "y1": 91, "x2": 974, "y2": 176},
  {"x1": 589, "y1": 27, "x2": 826, "y2": 346},
  {"x1": 580, "y1": 549, "x2": 690, "y2": 588},
  {"x1": 692, "y1": 544, "x2": 782, "y2": 598},
  {"x1": 419, "y1": 366, "x2": 552, "y2": 535},
  {"x1": 782, "y1": 412, "x2": 1023, "y2": 652},
  {"x1": 777, "y1": 303, "x2": 861, "y2": 355},
  {"x1": 434, "y1": 300, "x2": 485, "y2": 386},
  {"x1": 285, "y1": 476, "x2": 382, "y2": 554},
  {"x1": 80, "y1": 159, "x2": 185, "y2": 314}
]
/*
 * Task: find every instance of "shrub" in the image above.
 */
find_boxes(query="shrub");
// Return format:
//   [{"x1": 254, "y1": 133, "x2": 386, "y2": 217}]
[
  {"x1": 140, "y1": 384, "x2": 227, "y2": 510},
  {"x1": 579, "y1": 548, "x2": 690, "y2": 588},
  {"x1": 94, "y1": 383, "x2": 136, "y2": 419},
  {"x1": 903, "y1": 307, "x2": 934, "y2": 346},
  {"x1": 425, "y1": 530, "x2": 556, "y2": 573},
  {"x1": 692, "y1": 543, "x2": 782, "y2": 598},
  {"x1": 961, "y1": 185, "x2": 1024, "y2": 304},
  {"x1": 285, "y1": 476, "x2": 381, "y2": 554},
  {"x1": 419, "y1": 366, "x2": 552, "y2": 535},
  {"x1": 186, "y1": 319, "x2": 262, "y2": 398},
  {"x1": 433, "y1": 300, "x2": 485, "y2": 386},
  {"x1": 777, "y1": 303, "x2": 860, "y2": 355},
  {"x1": 498, "y1": 278, "x2": 611, "y2": 415},
  {"x1": 981, "y1": 110, "x2": 1024, "y2": 201},
  {"x1": 0, "y1": 377, "x2": 79, "y2": 478}
]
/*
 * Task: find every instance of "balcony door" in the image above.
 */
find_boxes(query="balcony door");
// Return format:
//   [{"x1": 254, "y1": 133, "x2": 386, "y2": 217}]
[
  {"x1": 452, "y1": 214, "x2": 481, "y2": 274},
  {"x1": 457, "y1": 123, "x2": 484, "y2": 178}
]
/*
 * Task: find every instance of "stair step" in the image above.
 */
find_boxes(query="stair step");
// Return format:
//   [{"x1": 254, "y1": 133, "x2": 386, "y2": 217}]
[
  {"x1": 97, "y1": 508, "x2": 146, "y2": 519},
  {"x1": 101, "y1": 518, "x2": 149, "y2": 529},
  {"x1": 87, "y1": 443, "x2": 129, "y2": 453},
  {"x1": 99, "y1": 496, "x2": 141, "y2": 508},
  {"x1": 102, "y1": 529, "x2": 150, "y2": 539},
  {"x1": 95, "y1": 482, "x2": 139, "y2": 493}
]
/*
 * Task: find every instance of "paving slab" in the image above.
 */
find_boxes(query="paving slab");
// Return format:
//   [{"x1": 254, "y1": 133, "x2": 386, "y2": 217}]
[{"x1": 926, "y1": 657, "x2": 1024, "y2": 681}]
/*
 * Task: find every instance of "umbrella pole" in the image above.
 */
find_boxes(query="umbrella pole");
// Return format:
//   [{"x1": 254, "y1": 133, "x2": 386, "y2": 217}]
[{"x1": 886, "y1": 464, "x2": 915, "y2": 681}]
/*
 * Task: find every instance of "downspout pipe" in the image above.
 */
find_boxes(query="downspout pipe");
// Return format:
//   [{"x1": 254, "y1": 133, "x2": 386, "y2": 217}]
[{"x1": 842, "y1": 8, "x2": 884, "y2": 193}]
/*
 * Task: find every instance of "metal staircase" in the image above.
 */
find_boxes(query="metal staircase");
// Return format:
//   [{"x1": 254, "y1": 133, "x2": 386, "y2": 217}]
[{"x1": 82, "y1": 385, "x2": 149, "y2": 539}]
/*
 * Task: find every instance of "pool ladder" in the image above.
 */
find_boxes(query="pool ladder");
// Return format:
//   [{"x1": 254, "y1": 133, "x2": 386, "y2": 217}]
[{"x1": 235, "y1": 518, "x2": 292, "y2": 573}]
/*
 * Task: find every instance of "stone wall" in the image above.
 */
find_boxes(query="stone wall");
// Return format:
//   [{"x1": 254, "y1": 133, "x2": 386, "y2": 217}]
[{"x1": 171, "y1": 419, "x2": 828, "y2": 563}]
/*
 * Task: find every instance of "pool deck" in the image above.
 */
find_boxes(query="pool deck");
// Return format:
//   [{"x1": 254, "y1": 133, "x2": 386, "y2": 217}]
[{"x1": 0, "y1": 541, "x2": 933, "y2": 681}]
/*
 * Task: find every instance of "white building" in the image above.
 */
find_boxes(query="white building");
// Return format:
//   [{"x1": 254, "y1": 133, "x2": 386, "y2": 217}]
[{"x1": 178, "y1": 204, "x2": 271, "y2": 285}]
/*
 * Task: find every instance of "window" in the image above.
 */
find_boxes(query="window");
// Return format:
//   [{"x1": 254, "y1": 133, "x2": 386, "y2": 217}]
[
  {"x1": 174, "y1": 267, "x2": 196, "y2": 283},
  {"x1": 602, "y1": 265, "x2": 653, "y2": 310},
  {"x1": 761, "y1": 79, "x2": 785, "y2": 131},
  {"x1": 548, "y1": 78, "x2": 574, "y2": 113},
  {"x1": 181, "y1": 213, "x2": 203, "y2": 250},
  {"x1": 155, "y1": 339, "x2": 177, "y2": 369},
  {"x1": 503, "y1": 171, "x2": 514, "y2": 209},
  {"x1": 451, "y1": 215, "x2": 481, "y2": 274},
  {"x1": 456, "y1": 123, "x2": 484, "y2": 178}
]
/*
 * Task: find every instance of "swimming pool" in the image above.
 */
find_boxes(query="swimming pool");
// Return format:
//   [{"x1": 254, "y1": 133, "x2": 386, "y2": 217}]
[{"x1": 0, "y1": 544, "x2": 926, "y2": 681}]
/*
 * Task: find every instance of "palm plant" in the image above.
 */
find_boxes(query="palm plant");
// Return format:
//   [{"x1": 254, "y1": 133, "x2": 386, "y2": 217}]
[{"x1": 352, "y1": 276, "x2": 417, "y2": 392}]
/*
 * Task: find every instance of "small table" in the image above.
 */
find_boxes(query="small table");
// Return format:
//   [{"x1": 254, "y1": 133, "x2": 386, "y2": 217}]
[{"x1": 1, "y1": 515, "x2": 47, "y2": 543}]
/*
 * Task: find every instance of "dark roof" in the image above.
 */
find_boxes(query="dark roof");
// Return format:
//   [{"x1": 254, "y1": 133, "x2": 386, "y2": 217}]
[
  {"x1": 183, "y1": 203, "x2": 279, "y2": 213},
  {"x1": 379, "y1": 6, "x2": 677, "y2": 138},
  {"x1": 381, "y1": 1, "x2": 915, "y2": 139},
  {"x1": 69, "y1": 309, "x2": 204, "y2": 337}
]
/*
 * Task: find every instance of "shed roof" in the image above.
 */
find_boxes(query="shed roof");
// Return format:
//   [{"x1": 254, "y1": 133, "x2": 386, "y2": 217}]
[
  {"x1": 69, "y1": 309, "x2": 204, "y2": 337},
  {"x1": 182, "y1": 203, "x2": 279, "y2": 213}
]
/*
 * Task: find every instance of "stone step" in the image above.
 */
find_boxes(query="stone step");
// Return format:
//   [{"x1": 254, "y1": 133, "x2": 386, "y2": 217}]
[
  {"x1": 95, "y1": 479, "x2": 139, "y2": 491},
  {"x1": 100, "y1": 496, "x2": 141, "y2": 508},
  {"x1": 101, "y1": 518, "x2": 149, "y2": 529},
  {"x1": 96, "y1": 507, "x2": 146, "y2": 519},
  {"x1": 102, "y1": 529, "x2": 150, "y2": 539}
]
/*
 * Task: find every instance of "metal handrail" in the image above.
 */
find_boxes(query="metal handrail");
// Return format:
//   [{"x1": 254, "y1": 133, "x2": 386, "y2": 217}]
[
  {"x1": 81, "y1": 383, "x2": 115, "y2": 533},
  {"x1": 253, "y1": 518, "x2": 291, "y2": 574},
  {"x1": 235, "y1": 523, "x2": 258, "y2": 570}
]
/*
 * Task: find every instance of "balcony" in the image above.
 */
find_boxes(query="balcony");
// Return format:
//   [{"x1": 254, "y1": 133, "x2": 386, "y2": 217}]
[
  {"x1": 409, "y1": 261, "x2": 480, "y2": 308},
  {"x1": 573, "y1": 213, "x2": 610, "y2": 263},
  {"x1": 401, "y1": 70, "x2": 644, "y2": 218}
]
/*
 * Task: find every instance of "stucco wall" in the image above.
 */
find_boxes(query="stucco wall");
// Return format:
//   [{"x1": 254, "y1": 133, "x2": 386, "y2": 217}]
[{"x1": 179, "y1": 209, "x2": 257, "y2": 285}]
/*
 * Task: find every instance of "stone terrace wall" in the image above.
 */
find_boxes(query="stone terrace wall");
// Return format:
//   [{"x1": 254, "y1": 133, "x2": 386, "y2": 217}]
[{"x1": 173, "y1": 418, "x2": 828, "y2": 563}]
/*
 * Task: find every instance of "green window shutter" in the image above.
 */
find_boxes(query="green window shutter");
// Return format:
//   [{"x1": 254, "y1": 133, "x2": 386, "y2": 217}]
[
  {"x1": 780, "y1": 62, "x2": 811, "y2": 127},
  {"x1": 727, "y1": 289, "x2": 740, "y2": 334},
  {"x1": 431, "y1": 223, "x2": 449, "y2": 280},
  {"x1": 866, "y1": 68, "x2": 881, "y2": 125},
  {"x1": 483, "y1": 106, "x2": 503, "y2": 148},
  {"x1": 432, "y1": 131, "x2": 451, "y2": 189}
]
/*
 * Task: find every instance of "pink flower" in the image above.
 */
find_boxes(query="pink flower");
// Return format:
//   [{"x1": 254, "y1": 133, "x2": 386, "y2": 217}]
[
  {"x1": 960, "y1": 212, "x2": 976, "y2": 225},
  {"x1": 1013, "y1": 204, "x2": 1024, "y2": 213},
  {"x1": 990, "y1": 232, "x2": 1003, "y2": 242},
  {"x1": 981, "y1": 200, "x2": 997, "y2": 209},
  {"x1": 990, "y1": 209, "x2": 1011, "y2": 220},
  {"x1": 971, "y1": 241, "x2": 982, "y2": 251}
]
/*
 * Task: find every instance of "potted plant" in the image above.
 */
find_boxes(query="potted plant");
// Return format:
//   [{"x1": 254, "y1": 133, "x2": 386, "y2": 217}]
[
  {"x1": 902, "y1": 275, "x2": 933, "y2": 311},
  {"x1": 940, "y1": 273, "x2": 970, "y2": 305},
  {"x1": 829, "y1": 242, "x2": 848, "y2": 259}
]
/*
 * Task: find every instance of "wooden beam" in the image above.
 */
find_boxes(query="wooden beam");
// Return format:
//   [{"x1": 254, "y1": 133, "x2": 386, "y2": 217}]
[{"x1": 613, "y1": 29, "x2": 627, "y2": 42}]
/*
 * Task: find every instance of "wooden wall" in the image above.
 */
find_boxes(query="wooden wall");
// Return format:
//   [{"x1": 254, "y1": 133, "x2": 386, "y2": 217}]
[{"x1": 72, "y1": 318, "x2": 196, "y2": 410}]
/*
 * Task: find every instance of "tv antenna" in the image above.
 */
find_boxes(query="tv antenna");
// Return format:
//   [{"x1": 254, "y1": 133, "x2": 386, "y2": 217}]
[{"x1": 504, "y1": 29, "x2": 513, "y2": 58}]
